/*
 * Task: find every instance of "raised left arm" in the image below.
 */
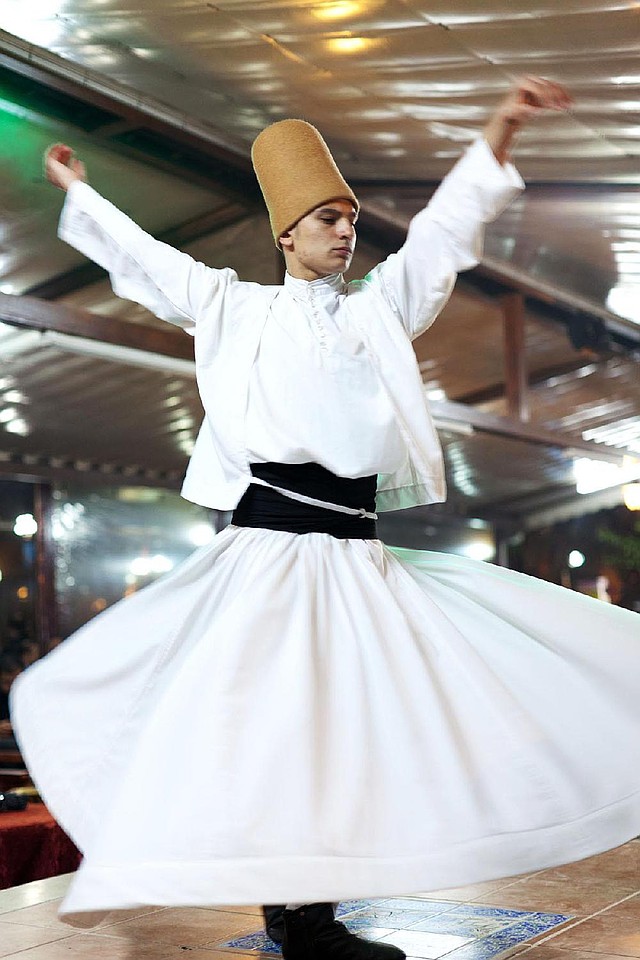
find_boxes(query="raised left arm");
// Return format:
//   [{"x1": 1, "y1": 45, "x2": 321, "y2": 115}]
[
  {"x1": 483, "y1": 76, "x2": 573, "y2": 165},
  {"x1": 367, "y1": 76, "x2": 572, "y2": 340}
]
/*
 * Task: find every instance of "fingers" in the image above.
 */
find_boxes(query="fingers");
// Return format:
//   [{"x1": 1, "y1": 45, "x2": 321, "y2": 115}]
[
  {"x1": 517, "y1": 76, "x2": 573, "y2": 111},
  {"x1": 70, "y1": 158, "x2": 87, "y2": 178},
  {"x1": 45, "y1": 142, "x2": 74, "y2": 165}
]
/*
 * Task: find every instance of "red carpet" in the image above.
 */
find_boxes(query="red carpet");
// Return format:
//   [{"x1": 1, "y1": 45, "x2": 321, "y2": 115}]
[{"x1": 0, "y1": 804, "x2": 81, "y2": 889}]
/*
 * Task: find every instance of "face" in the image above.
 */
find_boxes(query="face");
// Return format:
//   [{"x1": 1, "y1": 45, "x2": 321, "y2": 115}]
[{"x1": 279, "y1": 198, "x2": 357, "y2": 281}]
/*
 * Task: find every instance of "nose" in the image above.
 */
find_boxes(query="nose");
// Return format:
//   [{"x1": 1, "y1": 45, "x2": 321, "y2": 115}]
[{"x1": 338, "y1": 218, "x2": 355, "y2": 242}]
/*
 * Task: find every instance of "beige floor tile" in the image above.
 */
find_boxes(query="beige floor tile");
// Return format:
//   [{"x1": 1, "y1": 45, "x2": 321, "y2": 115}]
[
  {"x1": 0, "y1": 899, "x2": 169, "y2": 933},
  {"x1": 473, "y1": 877, "x2": 637, "y2": 915},
  {"x1": 0, "y1": 920, "x2": 73, "y2": 958},
  {"x1": 1, "y1": 899, "x2": 71, "y2": 931},
  {"x1": 0, "y1": 933, "x2": 187, "y2": 960},
  {"x1": 540, "y1": 843, "x2": 640, "y2": 886},
  {"x1": 0, "y1": 877, "x2": 73, "y2": 916},
  {"x1": 416, "y1": 878, "x2": 530, "y2": 902},
  {"x1": 542, "y1": 915, "x2": 640, "y2": 956},
  {"x1": 99, "y1": 907, "x2": 259, "y2": 948},
  {"x1": 596, "y1": 894, "x2": 640, "y2": 921},
  {"x1": 199, "y1": 905, "x2": 263, "y2": 917},
  {"x1": 522, "y1": 948, "x2": 636, "y2": 960},
  {"x1": 168, "y1": 951, "x2": 256, "y2": 960}
]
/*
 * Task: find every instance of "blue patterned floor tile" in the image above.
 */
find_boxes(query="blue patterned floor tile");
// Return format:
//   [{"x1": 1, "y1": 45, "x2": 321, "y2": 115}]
[
  {"x1": 378, "y1": 899, "x2": 459, "y2": 914},
  {"x1": 450, "y1": 905, "x2": 533, "y2": 920},
  {"x1": 222, "y1": 932, "x2": 281, "y2": 954},
  {"x1": 377, "y1": 929, "x2": 474, "y2": 958},
  {"x1": 345, "y1": 908, "x2": 444, "y2": 930},
  {"x1": 342, "y1": 924, "x2": 397, "y2": 939},
  {"x1": 444, "y1": 915, "x2": 571, "y2": 960},
  {"x1": 407, "y1": 915, "x2": 518, "y2": 937},
  {"x1": 216, "y1": 900, "x2": 571, "y2": 958},
  {"x1": 337, "y1": 900, "x2": 380, "y2": 916}
]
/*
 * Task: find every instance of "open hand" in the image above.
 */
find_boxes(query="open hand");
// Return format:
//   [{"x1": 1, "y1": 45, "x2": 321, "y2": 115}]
[{"x1": 44, "y1": 143, "x2": 87, "y2": 191}]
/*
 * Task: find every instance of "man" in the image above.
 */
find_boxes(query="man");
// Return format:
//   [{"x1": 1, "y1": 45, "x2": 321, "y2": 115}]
[{"x1": 17, "y1": 75, "x2": 640, "y2": 960}]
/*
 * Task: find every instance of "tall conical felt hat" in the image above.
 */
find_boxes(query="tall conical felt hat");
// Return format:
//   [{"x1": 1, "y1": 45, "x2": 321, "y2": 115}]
[{"x1": 251, "y1": 119, "x2": 359, "y2": 245}]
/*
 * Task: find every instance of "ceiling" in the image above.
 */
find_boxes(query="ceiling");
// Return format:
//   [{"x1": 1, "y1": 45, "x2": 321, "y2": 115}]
[{"x1": 0, "y1": 0, "x2": 639, "y2": 532}]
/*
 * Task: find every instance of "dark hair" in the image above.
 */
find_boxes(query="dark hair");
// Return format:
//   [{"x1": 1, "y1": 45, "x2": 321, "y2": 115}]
[{"x1": 0, "y1": 654, "x2": 23, "y2": 675}]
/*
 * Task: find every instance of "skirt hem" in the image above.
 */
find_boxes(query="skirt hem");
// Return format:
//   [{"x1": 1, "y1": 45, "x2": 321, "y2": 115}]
[{"x1": 60, "y1": 787, "x2": 640, "y2": 920}]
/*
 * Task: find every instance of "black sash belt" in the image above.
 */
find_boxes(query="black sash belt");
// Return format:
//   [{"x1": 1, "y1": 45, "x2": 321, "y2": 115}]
[{"x1": 232, "y1": 462, "x2": 378, "y2": 539}]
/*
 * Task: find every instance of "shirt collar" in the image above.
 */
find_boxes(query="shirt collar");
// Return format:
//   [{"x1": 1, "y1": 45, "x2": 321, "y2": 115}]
[{"x1": 284, "y1": 272, "x2": 346, "y2": 299}]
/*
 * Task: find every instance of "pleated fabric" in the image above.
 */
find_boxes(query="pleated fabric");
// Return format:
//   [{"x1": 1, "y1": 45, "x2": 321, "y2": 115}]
[{"x1": 10, "y1": 525, "x2": 640, "y2": 922}]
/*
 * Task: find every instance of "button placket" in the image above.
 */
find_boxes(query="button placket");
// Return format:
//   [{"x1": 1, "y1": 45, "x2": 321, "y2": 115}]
[{"x1": 307, "y1": 289, "x2": 329, "y2": 354}]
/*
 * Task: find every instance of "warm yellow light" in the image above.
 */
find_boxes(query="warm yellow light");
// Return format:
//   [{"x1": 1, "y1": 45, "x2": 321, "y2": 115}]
[
  {"x1": 17, "y1": 586, "x2": 29, "y2": 600},
  {"x1": 326, "y1": 35, "x2": 375, "y2": 54},
  {"x1": 313, "y1": 2, "x2": 363, "y2": 21},
  {"x1": 623, "y1": 482, "x2": 640, "y2": 510}
]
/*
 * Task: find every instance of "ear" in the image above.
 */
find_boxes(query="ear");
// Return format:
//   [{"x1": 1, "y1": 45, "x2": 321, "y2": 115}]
[{"x1": 279, "y1": 229, "x2": 294, "y2": 251}]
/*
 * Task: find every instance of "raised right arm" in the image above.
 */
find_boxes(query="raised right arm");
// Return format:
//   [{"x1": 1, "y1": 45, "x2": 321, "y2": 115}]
[{"x1": 47, "y1": 144, "x2": 232, "y2": 334}]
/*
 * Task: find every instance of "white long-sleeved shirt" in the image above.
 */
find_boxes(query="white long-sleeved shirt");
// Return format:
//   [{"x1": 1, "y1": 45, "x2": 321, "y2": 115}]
[
  {"x1": 58, "y1": 137, "x2": 523, "y2": 513},
  {"x1": 246, "y1": 271, "x2": 405, "y2": 477}
]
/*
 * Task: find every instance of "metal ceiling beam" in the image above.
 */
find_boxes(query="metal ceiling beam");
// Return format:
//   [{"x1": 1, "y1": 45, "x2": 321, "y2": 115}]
[
  {"x1": 0, "y1": 453, "x2": 182, "y2": 489},
  {"x1": 0, "y1": 33, "x2": 254, "y2": 177},
  {"x1": 25, "y1": 201, "x2": 255, "y2": 301},
  {"x1": 430, "y1": 399, "x2": 626, "y2": 464}
]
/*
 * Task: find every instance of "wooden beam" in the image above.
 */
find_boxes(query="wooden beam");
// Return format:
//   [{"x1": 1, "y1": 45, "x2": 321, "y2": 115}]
[
  {"x1": 502, "y1": 291, "x2": 529, "y2": 421},
  {"x1": 0, "y1": 293, "x2": 194, "y2": 361},
  {"x1": 453, "y1": 357, "x2": 599, "y2": 406}
]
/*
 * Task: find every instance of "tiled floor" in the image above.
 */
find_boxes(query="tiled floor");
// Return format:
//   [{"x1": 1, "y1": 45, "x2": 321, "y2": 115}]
[{"x1": 0, "y1": 839, "x2": 638, "y2": 960}]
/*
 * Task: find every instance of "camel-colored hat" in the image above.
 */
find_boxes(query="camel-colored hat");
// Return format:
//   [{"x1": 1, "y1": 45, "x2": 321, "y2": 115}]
[{"x1": 251, "y1": 119, "x2": 359, "y2": 245}]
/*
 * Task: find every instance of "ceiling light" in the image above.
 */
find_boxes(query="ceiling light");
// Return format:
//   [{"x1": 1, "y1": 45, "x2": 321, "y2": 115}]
[
  {"x1": 4, "y1": 418, "x2": 29, "y2": 435},
  {"x1": 129, "y1": 556, "x2": 173, "y2": 577},
  {"x1": 614, "y1": 253, "x2": 640, "y2": 263},
  {"x1": 607, "y1": 284, "x2": 640, "y2": 324},
  {"x1": 568, "y1": 550, "x2": 586, "y2": 569},
  {"x1": 573, "y1": 456, "x2": 640, "y2": 494},
  {"x1": 326, "y1": 36, "x2": 376, "y2": 54},
  {"x1": 313, "y1": 2, "x2": 364, "y2": 21},
  {"x1": 462, "y1": 541, "x2": 494, "y2": 562},
  {"x1": 131, "y1": 47, "x2": 157, "y2": 60},
  {"x1": 14, "y1": 514, "x2": 37, "y2": 538},
  {"x1": 2, "y1": 390, "x2": 26, "y2": 404},
  {"x1": 611, "y1": 242, "x2": 640, "y2": 252},
  {"x1": 623, "y1": 483, "x2": 640, "y2": 511},
  {"x1": 189, "y1": 523, "x2": 215, "y2": 547}
]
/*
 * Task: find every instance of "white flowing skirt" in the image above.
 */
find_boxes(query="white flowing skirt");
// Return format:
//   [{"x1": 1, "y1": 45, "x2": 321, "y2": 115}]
[{"x1": 10, "y1": 525, "x2": 640, "y2": 920}]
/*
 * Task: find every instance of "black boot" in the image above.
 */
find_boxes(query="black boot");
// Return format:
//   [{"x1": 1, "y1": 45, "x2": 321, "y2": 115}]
[
  {"x1": 282, "y1": 903, "x2": 406, "y2": 960},
  {"x1": 263, "y1": 905, "x2": 286, "y2": 945}
]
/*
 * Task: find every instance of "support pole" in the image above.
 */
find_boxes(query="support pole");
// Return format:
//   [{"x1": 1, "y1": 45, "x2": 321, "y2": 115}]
[
  {"x1": 34, "y1": 482, "x2": 57, "y2": 652},
  {"x1": 502, "y1": 291, "x2": 529, "y2": 422}
]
